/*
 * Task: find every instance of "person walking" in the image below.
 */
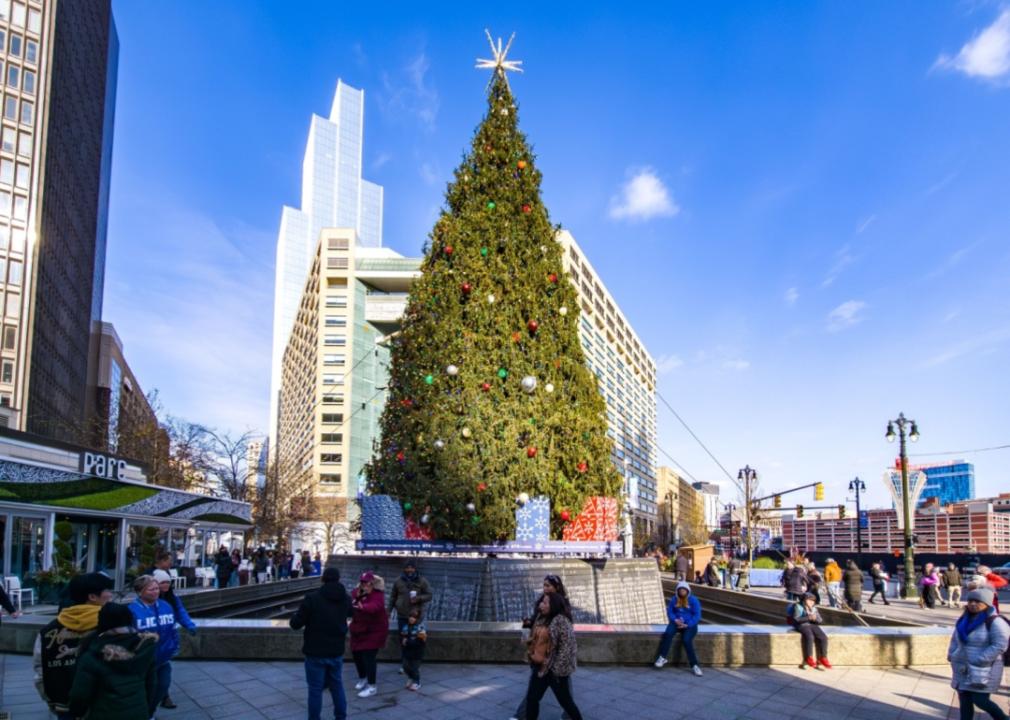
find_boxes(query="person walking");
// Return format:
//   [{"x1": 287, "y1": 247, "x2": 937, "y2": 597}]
[
  {"x1": 737, "y1": 561, "x2": 751, "y2": 593},
  {"x1": 654, "y1": 581, "x2": 703, "y2": 676},
  {"x1": 703, "y1": 558, "x2": 721, "y2": 587},
  {"x1": 151, "y1": 569, "x2": 196, "y2": 710},
  {"x1": 805, "y1": 562, "x2": 823, "y2": 605},
  {"x1": 289, "y1": 566, "x2": 351, "y2": 720},
  {"x1": 214, "y1": 546, "x2": 233, "y2": 589},
  {"x1": 399, "y1": 608, "x2": 427, "y2": 691},
  {"x1": 67, "y1": 602, "x2": 158, "y2": 720},
  {"x1": 783, "y1": 560, "x2": 808, "y2": 601},
  {"x1": 868, "y1": 562, "x2": 890, "y2": 605},
  {"x1": 791, "y1": 592, "x2": 831, "y2": 670},
  {"x1": 511, "y1": 575, "x2": 573, "y2": 720},
  {"x1": 33, "y1": 573, "x2": 114, "y2": 720},
  {"x1": 943, "y1": 563, "x2": 963, "y2": 609},
  {"x1": 349, "y1": 571, "x2": 387, "y2": 698},
  {"x1": 388, "y1": 559, "x2": 432, "y2": 671},
  {"x1": 128, "y1": 575, "x2": 179, "y2": 717},
  {"x1": 523, "y1": 593, "x2": 584, "y2": 720},
  {"x1": 948, "y1": 587, "x2": 1010, "y2": 720},
  {"x1": 843, "y1": 560, "x2": 864, "y2": 612},
  {"x1": 675, "y1": 553, "x2": 689, "y2": 582},
  {"x1": 824, "y1": 558, "x2": 842, "y2": 608},
  {"x1": 728, "y1": 556, "x2": 741, "y2": 590},
  {"x1": 920, "y1": 563, "x2": 940, "y2": 609}
]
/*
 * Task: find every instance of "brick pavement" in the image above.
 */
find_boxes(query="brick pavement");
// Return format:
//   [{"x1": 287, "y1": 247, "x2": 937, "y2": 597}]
[{"x1": 1, "y1": 652, "x2": 987, "y2": 719}]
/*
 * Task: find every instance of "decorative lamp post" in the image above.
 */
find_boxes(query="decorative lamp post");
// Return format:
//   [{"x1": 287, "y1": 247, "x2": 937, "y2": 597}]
[
  {"x1": 725, "y1": 503, "x2": 736, "y2": 559},
  {"x1": 737, "y1": 465, "x2": 758, "y2": 564},
  {"x1": 886, "y1": 413, "x2": 920, "y2": 598},
  {"x1": 848, "y1": 477, "x2": 866, "y2": 567},
  {"x1": 621, "y1": 457, "x2": 634, "y2": 557}
]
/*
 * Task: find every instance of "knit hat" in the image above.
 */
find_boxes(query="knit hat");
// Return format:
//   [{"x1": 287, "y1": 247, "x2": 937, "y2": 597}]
[
  {"x1": 322, "y1": 567, "x2": 340, "y2": 583},
  {"x1": 359, "y1": 571, "x2": 375, "y2": 584},
  {"x1": 97, "y1": 603, "x2": 136, "y2": 634},
  {"x1": 152, "y1": 569, "x2": 172, "y2": 584},
  {"x1": 967, "y1": 587, "x2": 995, "y2": 606}
]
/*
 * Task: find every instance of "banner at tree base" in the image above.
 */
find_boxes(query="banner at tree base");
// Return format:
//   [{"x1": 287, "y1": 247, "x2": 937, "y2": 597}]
[
  {"x1": 355, "y1": 538, "x2": 620, "y2": 555},
  {"x1": 562, "y1": 496, "x2": 619, "y2": 542},
  {"x1": 515, "y1": 496, "x2": 550, "y2": 542}
]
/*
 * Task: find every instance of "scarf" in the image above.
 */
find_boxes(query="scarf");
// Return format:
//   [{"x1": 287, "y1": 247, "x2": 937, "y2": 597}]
[{"x1": 955, "y1": 607, "x2": 992, "y2": 644}]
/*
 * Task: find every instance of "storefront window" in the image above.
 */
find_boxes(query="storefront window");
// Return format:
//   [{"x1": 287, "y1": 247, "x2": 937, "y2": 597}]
[
  {"x1": 10, "y1": 515, "x2": 45, "y2": 585},
  {"x1": 94, "y1": 522, "x2": 118, "y2": 576}
]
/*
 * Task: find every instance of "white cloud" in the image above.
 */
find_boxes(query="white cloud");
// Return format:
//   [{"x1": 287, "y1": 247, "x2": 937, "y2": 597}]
[
  {"x1": 377, "y1": 51, "x2": 440, "y2": 131},
  {"x1": 821, "y1": 245, "x2": 855, "y2": 288},
  {"x1": 784, "y1": 287, "x2": 799, "y2": 306},
  {"x1": 371, "y1": 152, "x2": 392, "y2": 171},
  {"x1": 856, "y1": 214, "x2": 877, "y2": 234},
  {"x1": 722, "y1": 359, "x2": 750, "y2": 371},
  {"x1": 826, "y1": 300, "x2": 868, "y2": 332},
  {"x1": 935, "y1": 10, "x2": 1010, "y2": 80},
  {"x1": 419, "y1": 162, "x2": 439, "y2": 186},
  {"x1": 655, "y1": 354, "x2": 684, "y2": 374},
  {"x1": 922, "y1": 326, "x2": 1010, "y2": 367},
  {"x1": 608, "y1": 168, "x2": 680, "y2": 221}
]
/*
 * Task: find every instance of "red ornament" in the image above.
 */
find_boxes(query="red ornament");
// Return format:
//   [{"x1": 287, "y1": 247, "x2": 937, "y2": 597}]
[
  {"x1": 396, "y1": 451, "x2": 405, "y2": 462},
  {"x1": 481, "y1": 382, "x2": 491, "y2": 392},
  {"x1": 399, "y1": 398, "x2": 413, "y2": 408},
  {"x1": 517, "y1": 160, "x2": 527, "y2": 169},
  {"x1": 577, "y1": 461, "x2": 588, "y2": 473},
  {"x1": 527, "y1": 319, "x2": 539, "y2": 333},
  {"x1": 444, "y1": 245, "x2": 453, "y2": 256},
  {"x1": 484, "y1": 143, "x2": 492, "y2": 152},
  {"x1": 511, "y1": 331, "x2": 522, "y2": 343},
  {"x1": 526, "y1": 446, "x2": 538, "y2": 458},
  {"x1": 522, "y1": 204, "x2": 532, "y2": 214},
  {"x1": 477, "y1": 482, "x2": 488, "y2": 492},
  {"x1": 548, "y1": 273, "x2": 558, "y2": 284},
  {"x1": 560, "y1": 509, "x2": 571, "y2": 522},
  {"x1": 461, "y1": 282, "x2": 472, "y2": 295}
]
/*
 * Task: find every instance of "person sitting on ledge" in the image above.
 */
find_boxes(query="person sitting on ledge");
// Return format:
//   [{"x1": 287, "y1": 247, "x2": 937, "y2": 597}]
[
  {"x1": 654, "y1": 581, "x2": 702, "y2": 676},
  {"x1": 791, "y1": 592, "x2": 831, "y2": 671}
]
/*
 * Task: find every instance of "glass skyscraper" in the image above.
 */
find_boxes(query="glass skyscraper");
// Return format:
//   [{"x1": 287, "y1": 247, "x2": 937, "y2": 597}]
[{"x1": 915, "y1": 461, "x2": 975, "y2": 507}]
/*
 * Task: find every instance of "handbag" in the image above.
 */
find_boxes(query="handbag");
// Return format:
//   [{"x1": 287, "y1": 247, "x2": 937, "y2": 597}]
[{"x1": 526, "y1": 624, "x2": 552, "y2": 666}]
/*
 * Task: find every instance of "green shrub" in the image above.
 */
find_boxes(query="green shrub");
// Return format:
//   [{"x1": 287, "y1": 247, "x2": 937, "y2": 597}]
[{"x1": 752, "y1": 556, "x2": 783, "y2": 569}]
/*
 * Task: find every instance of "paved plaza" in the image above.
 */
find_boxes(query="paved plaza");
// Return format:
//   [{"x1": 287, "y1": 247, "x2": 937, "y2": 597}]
[{"x1": 0, "y1": 652, "x2": 988, "y2": 720}]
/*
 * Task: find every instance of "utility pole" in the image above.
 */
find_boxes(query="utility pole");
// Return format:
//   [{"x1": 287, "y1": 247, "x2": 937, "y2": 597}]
[
  {"x1": 738, "y1": 466, "x2": 758, "y2": 564},
  {"x1": 849, "y1": 477, "x2": 866, "y2": 567},
  {"x1": 887, "y1": 414, "x2": 920, "y2": 599}
]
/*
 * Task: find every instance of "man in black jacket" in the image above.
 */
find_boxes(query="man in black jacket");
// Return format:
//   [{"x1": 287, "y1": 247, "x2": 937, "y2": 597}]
[{"x1": 290, "y1": 566, "x2": 350, "y2": 720}]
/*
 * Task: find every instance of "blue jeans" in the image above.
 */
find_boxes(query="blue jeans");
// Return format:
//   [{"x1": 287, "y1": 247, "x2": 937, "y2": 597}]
[
  {"x1": 958, "y1": 691, "x2": 1008, "y2": 720},
  {"x1": 150, "y1": 662, "x2": 171, "y2": 716},
  {"x1": 305, "y1": 656, "x2": 346, "y2": 720},
  {"x1": 657, "y1": 623, "x2": 699, "y2": 666}
]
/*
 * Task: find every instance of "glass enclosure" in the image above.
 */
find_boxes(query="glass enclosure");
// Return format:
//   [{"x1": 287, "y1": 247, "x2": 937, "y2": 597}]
[{"x1": 9, "y1": 515, "x2": 46, "y2": 587}]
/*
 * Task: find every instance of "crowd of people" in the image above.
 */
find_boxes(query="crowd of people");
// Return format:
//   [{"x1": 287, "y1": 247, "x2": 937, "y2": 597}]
[{"x1": 210, "y1": 546, "x2": 324, "y2": 588}]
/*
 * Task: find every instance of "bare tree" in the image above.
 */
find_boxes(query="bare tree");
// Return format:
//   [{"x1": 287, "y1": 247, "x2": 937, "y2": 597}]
[
  {"x1": 681, "y1": 503, "x2": 710, "y2": 545},
  {"x1": 202, "y1": 428, "x2": 256, "y2": 501},
  {"x1": 254, "y1": 454, "x2": 316, "y2": 550}
]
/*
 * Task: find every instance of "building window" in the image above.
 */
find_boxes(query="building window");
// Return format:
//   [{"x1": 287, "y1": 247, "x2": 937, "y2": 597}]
[
  {"x1": 24, "y1": 40, "x2": 35, "y2": 65},
  {"x1": 7, "y1": 260, "x2": 20, "y2": 286},
  {"x1": 323, "y1": 353, "x2": 344, "y2": 365},
  {"x1": 0, "y1": 224, "x2": 7, "y2": 250},
  {"x1": 325, "y1": 295, "x2": 347, "y2": 308},
  {"x1": 12, "y1": 194, "x2": 25, "y2": 220},
  {"x1": 6, "y1": 65, "x2": 18, "y2": 90},
  {"x1": 2, "y1": 325, "x2": 14, "y2": 350},
  {"x1": 27, "y1": 8, "x2": 39, "y2": 35},
  {"x1": 1, "y1": 359, "x2": 11, "y2": 383},
  {"x1": 0, "y1": 159, "x2": 12, "y2": 185},
  {"x1": 320, "y1": 453, "x2": 342, "y2": 464},
  {"x1": 1, "y1": 127, "x2": 12, "y2": 153},
  {"x1": 323, "y1": 335, "x2": 345, "y2": 346},
  {"x1": 320, "y1": 433, "x2": 342, "y2": 444},
  {"x1": 321, "y1": 413, "x2": 343, "y2": 423},
  {"x1": 17, "y1": 131, "x2": 30, "y2": 157},
  {"x1": 10, "y1": 227, "x2": 23, "y2": 250},
  {"x1": 19, "y1": 100, "x2": 31, "y2": 125},
  {"x1": 322, "y1": 394, "x2": 344, "y2": 405},
  {"x1": 320, "y1": 474, "x2": 342, "y2": 485},
  {"x1": 14, "y1": 163, "x2": 26, "y2": 189},
  {"x1": 10, "y1": 3, "x2": 23, "y2": 28},
  {"x1": 4, "y1": 293, "x2": 18, "y2": 318},
  {"x1": 9, "y1": 34, "x2": 21, "y2": 58},
  {"x1": 0, "y1": 190, "x2": 10, "y2": 216},
  {"x1": 21, "y1": 69, "x2": 32, "y2": 95},
  {"x1": 324, "y1": 316, "x2": 346, "y2": 327},
  {"x1": 3, "y1": 96, "x2": 16, "y2": 120}
]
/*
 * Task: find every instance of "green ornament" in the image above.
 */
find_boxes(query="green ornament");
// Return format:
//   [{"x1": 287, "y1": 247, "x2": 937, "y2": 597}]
[
  {"x1": 530, "y1": 418, "x2": 537, "y2": 425},
  {"x1": 471, "y1": 515, "x2": 481, "y2": 525},
  {"x1": 582, "y1": 432, "x2": 590, "y2": 440},
  {"x1": 425, "y1": 374, "x2": 434, "y2": 385},
  {"x1": 487, "y1": 201, "x2": 496, "y2": 210},
  {"x1": 480, "y1": 246, "x2": 488, "y2": 257},
  {"x1": 497, "y1": 368, "x2": 508, "y2": 379},
  {"x1": 404, "y1": 502, "x2": 413, "y2": 511}
]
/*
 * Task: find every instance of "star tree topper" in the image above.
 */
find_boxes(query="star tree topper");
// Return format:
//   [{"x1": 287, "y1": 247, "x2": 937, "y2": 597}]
[{"x1": 476, "y1": 29, "x2": 523, "y2": 87}]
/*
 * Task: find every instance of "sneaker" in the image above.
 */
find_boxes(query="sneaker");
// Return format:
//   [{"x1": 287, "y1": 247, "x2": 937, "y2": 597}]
[
  {"x1": 407, "y1": 682, "x2": 421, "y2": 691},
  {"x1": 354, "y1": 678, "x2": 368, "y2": 690},
  {"x1": 398, "y1": 666, "x2": 405, "y2": 675},
  {"x1": 358, "y1": 685, "x2": 377, "y2": 698},
  {"x1": 805, "y1": 657, "x2": 817, "y2": 669},
  {"x1": 692, "y1": 665, "x2": 703, "y2": 677},
  {"x1": 818, "y1": 657, "x2": 832, "y2": 669},
  {"x1": 799, "y1": 662, "x2": 808, "y2": 670},
  {"x1": 161, "y1": 696, "x2": 177, "y2": 709},
  {"x1": 654, "y1": 656, "x2": 668, "y2": 669}
]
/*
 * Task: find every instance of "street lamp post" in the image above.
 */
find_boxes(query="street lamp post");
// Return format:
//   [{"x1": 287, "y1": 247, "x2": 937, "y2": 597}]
[
  {"x1": 886, "y1": 413, "x2": 920, "y2": 599},
  {"x1": 725, "y1": 503, "x2": 736, "y2": 559},
  {"x1": 737, "y1": 466, "x2": 758, "y2": 564},
  {"x1": 621, "y1": 458, "x2": 634, "y2": 557},
  {"x1": 665, "y1": 490, "x2": 675, "y2": 551},
  {"x1": 848, "y1": 477, "x2": 866, "y2": 567}
]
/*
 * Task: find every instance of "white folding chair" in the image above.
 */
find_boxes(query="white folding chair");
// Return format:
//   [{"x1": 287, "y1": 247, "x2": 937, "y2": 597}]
[
  {"x1": 169, "y1": 568, "x2": 187, "y2": 589},
  {"x1": 5, "y1": 576, "x2": 34, "y2": 610}
]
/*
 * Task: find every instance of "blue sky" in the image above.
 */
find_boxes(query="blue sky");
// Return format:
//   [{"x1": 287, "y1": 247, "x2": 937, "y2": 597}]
[{"x1": 105, "y1": 2, "x2": 1010, "y2": 509}]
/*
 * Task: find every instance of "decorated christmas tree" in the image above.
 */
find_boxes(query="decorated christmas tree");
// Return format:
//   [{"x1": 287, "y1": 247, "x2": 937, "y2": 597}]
[{"x1": 366, "y1": 33, "x2": 621, "y2": 542}]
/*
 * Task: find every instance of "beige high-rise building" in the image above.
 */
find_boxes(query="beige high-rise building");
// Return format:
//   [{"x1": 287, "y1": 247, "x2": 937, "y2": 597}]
[{"x1": 276, "y1": 228, "x2": 419, "y2": 551}]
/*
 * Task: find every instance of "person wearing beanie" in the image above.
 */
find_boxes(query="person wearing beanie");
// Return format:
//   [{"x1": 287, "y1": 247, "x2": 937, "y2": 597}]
[
  {"x1": 654, "y1": 581, "x2": 703, "y2": 676},
  {"x1": 949, "y1": 587, "x2": 1010, "y2": 719},
  {"x1": 349, "y1": 571, "x2": 387, "y2": 698},
  {"x1": 33, "y1": 572, "x2": 114, "y2": 719},
  {"x1": 290, "y1": 566, "x2": 350, "y2": 720},
  {"x1": 151, "y1": 569, "x2": 196, "y2": 710},
  {"x1": 68, "y1": 602, "x2": 158, "y2": 720},
  {"x1": 791, "y1": 592, "x2": 831, "y2": 671},
  {"x1": 128, "y1": 574, "x2": 178, "y2": 717}
]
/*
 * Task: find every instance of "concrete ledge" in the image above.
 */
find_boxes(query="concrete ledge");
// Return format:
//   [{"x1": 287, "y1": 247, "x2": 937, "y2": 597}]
[{"x1": 0, "y1": 616, "x2": 949, "y2": 666}]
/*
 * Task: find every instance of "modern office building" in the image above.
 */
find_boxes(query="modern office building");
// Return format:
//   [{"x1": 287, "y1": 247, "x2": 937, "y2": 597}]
[
  {"x1": 556, "y1": 230, "x2": 658, "y2": 540},
  {"x1": 910, "y1": 460, "x2": 975, "y2": 507},
  {"x1": 276, "y1": 228, "x2": 419, "y2": 551},
  {"x1": 782, "y1": 494, "x2": 1010, "y2": 554},
  {"x1": 269, "y1": 80, "x2": 384, "y2": 457},
  {"x1": 692, "y1": 481, "x2": 721, "y2": 531},
  {"x1": 0, "y1": 0, "x2": 118, "y2": 442}
]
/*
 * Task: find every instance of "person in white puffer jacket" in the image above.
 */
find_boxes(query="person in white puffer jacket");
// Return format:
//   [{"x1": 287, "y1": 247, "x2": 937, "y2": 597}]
[{"x1": 948, "y1": 587, "x2": 1009, "y2": 720}]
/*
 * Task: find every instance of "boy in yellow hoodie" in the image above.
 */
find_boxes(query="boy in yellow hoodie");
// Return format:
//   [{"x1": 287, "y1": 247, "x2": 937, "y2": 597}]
[
  {"x1": 823, "y1": 559, "x2": 842, "y2": 608},
  {"x1": 33, "y1": 572, "x2": 114, "y2": 720}
]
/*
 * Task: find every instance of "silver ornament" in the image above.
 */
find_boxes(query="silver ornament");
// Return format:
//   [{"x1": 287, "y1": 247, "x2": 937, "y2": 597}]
[
  {"x1": 521, "y1": 375, "x2": 537, "y2": 393},
  {"x1": 434, "y1": 439, "x2": 445, "y2": 450},
  {"x1": 487, "y1": 293, "x2": 496, "y2": 304},
  {"x1": 420, "y1": 513, "x2": 430, "y2": 524},
  {"x1": 545, "y1": 383, "x2": 555, "y2": 393},
  {"x1": 466, "y1": 502, "x2": 476, "y2": 512},
  {"x1": 461, "y1": 427, "x2": 472, "y2": 438},
  {"x1": 559, "y1": 306, "x2": 568, "y2": 316},
  {"x1": 517, "y1": 492, "x2": 530, "y2": 506},
  {"x1": 446, "y1": 364, "x2": 459, "y2": 376}
]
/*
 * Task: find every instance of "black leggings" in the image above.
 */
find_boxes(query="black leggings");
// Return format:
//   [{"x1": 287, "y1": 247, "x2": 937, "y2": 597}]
[
  {"x1": 525, "y1": 669, "x2": 583, "y2": 720},
  {"x1": 959, "y1": 691, "x2": 1008, "y2": 720},
  {"x1": 352, "y1": 649, "x2": 378, "y2": 684},
  {"x1": 797, "y1": 624, "x2": 828, "y2": 660}
]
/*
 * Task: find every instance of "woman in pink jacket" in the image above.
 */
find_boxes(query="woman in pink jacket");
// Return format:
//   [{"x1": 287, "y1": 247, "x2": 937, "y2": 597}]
[{"x1": 349, "y1": 571, "x2": 387, "y2": 698}]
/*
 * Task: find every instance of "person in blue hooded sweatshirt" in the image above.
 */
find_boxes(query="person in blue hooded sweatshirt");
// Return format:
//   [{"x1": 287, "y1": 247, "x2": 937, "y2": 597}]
[
  {"x1": 129, "y1": 575, "x2": 179, "y2": 718},
  {"x1": 654, "y1": 581, "x2": 703, "y2": 676}
]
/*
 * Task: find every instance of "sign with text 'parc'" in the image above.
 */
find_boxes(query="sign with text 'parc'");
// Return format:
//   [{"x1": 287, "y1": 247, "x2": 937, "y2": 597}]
[{"x1": 79, "y1": 451, "x2": 128, "y2": 480}]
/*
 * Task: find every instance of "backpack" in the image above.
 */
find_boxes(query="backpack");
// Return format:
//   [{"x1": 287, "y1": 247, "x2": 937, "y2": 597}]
[
  {"x1": 984, "y1": 615, "x2": 1010, "y2": 665},
  {"x1": 786, "y1": 602, "x2": 799, "y2": 628}
]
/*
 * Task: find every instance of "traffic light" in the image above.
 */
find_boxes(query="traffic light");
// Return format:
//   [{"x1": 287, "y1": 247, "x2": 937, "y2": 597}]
[
  {"x1": 838, "y1": 504, "x2": 846, "y2": 519},
  {"x1": 814, "y1": 482, "x2": 824, "y2": 501},
  {"x1": 796, "y1": 504, "x2": 804, "y2": 518},
  {"x1": 774, "y1": 495, "x2": 782, "y2": 509}
]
